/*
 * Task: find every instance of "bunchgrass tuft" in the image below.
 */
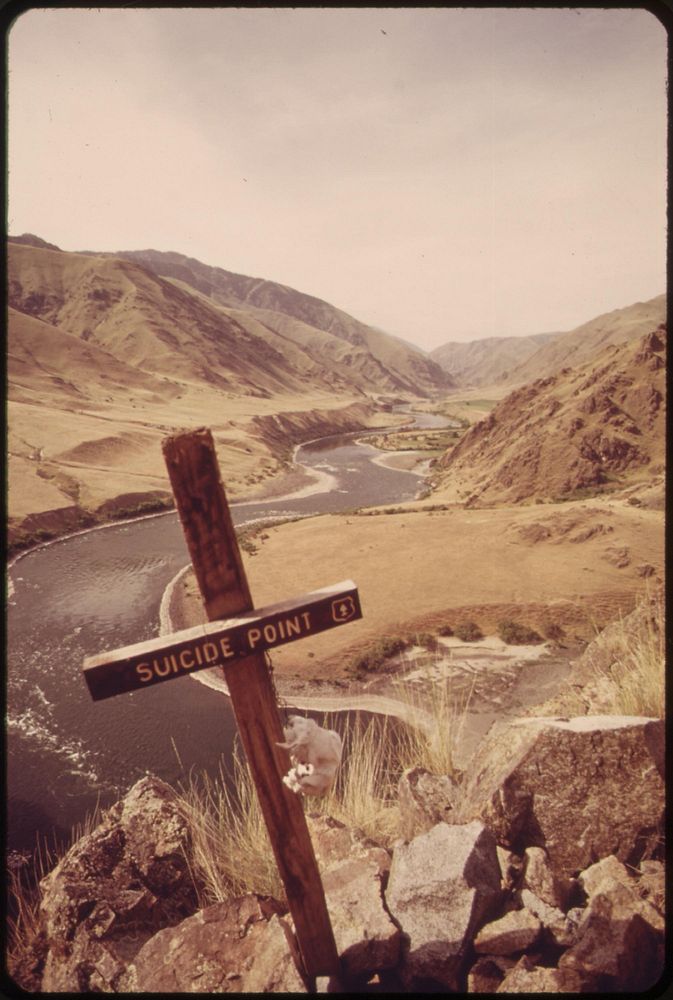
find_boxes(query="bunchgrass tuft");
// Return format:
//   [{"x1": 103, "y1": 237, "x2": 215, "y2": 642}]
[
  {"x1": 311, "y1": 714, "x2": 401, "y2": 845},
  {"x1": 393, "y1": 666, "x2": 473, "y2": 781},
  {"x1": 176, "y1": 748, "x2": 284, "y2": 906},
  {"x1": 497, "y1": 619, "x2": 543, "y2": 645},
  {"x1": 454, "y1": 620, "x2": 483, "y2": 642},
  {"x1": 592, "y1": 590, "x2": 664, "y2": 718},
  {"x1": 175, "y1": 662, "x2": 474, "y2": 901}
]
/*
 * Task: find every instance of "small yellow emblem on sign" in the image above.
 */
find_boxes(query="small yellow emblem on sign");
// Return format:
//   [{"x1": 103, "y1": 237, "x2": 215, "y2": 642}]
[{"x1": 331, "y1": 595, "x2": 357, "y2": 623}]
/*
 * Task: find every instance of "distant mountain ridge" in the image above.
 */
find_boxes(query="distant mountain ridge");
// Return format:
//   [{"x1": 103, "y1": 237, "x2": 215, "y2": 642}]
[
  {"x1": 430, "y1": 331, "x2": 558, "y2": 387},
  {"x1": 429, "y1": 296, "x2": 666, "y2": 389},
  {"x1": 432, "y1": 325, "x2": 666, "y2": 505},
  {"x1": 504, "y1": 294, "x2": 667, "y2": 386},
  {"x1": 96, "y1": 245, "x2": 455, "y2": 397},
  {"x1": 8, "y1": 236, "x2": 455, "y2": 399}
]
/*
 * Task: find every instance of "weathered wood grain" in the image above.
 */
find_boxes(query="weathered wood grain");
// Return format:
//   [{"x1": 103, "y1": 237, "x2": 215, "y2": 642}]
[{"x1": 162, "y1": 427, "x2": 340, "y2": 982}]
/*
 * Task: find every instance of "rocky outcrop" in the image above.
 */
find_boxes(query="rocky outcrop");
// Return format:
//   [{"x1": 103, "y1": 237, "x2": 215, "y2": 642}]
[
  {"x1": 37, "y1": 776, "x2": 200, "y2": 992},
  {"x1": 14, "y1": 713, "x2": 666, "y2": 994},
  {"x1": 306, "y1": 813, "x2": 401, "y2": 982},
  {"x1": 397, "y1": 766, "x2": 458, "y2": 839},
  {"x1": 120, "y1": 896, "x2": 305, "y2": 993},
  {"x1": 453, "y1": 715, "x2": 665, "y2": 878}
]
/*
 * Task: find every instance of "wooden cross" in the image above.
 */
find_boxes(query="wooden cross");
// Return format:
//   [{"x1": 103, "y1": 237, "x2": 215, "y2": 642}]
[{"x1": 82, "y1": 427, "x2": 364, "y2": 985}]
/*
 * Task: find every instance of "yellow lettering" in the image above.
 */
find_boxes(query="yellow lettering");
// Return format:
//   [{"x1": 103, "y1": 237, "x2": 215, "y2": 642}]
[
  {"x1": 179, "y1": 648, "x2": 195, "y2": 670},
  {"x1": 136, "y1": 662, "x2": 153, "y2": 683},
  {"x1": 203, "y1": 642, "x2": 219, "y2": 664},
  {"x1": 218, "y1": 636, "x2": 235, "y2": 659},
  {"x1": 263, "y1": 622, "x2": 277, "y2": 644},
  {"x1": 301, "y1": 611, "x2": 311, "y2": 629},
  {"x1": 154, "y1": 656, "x2": 171, "y2": 677},
  {"x1": 247, "y1": 627, "x2": 262, "y2": 649},
  {"x1": 285, "y1": 615, "x2": 302, "y2": 637}
]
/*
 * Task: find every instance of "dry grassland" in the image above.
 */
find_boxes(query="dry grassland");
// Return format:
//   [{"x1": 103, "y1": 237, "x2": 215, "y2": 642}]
[
  {"x1": 8, "y1": 387, "x2": 395, "y2": 522},
  {"x1": 173, "y1": 495, "x2": 663, "y2": 684}
]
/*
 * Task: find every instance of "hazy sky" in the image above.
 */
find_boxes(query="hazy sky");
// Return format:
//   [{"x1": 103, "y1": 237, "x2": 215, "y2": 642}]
[{"x1": 8, "y1": 7, "x2": 667, "y2": 350}]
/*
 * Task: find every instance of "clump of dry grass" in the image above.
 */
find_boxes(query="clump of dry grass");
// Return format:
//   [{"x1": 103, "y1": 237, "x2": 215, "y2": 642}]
[
  {"x1": 178, "y1": 714, "x2": 404, "y2": 906},
  {"x1": 393, "y1": 666, "x2": 473, "y2": 780},
  {"x1": 176, "y1": 670, "x2": 473, "y2": 904},
  {"x1": 592, "y1": 590, "x2": 665, "y2": 718},
  {"x1": 176, "y1": 748, "x2": 284, "y2": 907},
  {"x1": 311, "y1": 714, "x2": 401, "y2": 845}
]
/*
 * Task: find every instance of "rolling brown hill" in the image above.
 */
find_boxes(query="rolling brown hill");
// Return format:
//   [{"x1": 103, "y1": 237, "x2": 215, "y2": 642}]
[
  {"x1": 504, "y1": 294, "x2": 666, "y2": 386},
  {"x1": 10, "y1": 237, "x2": 447, "y2": 542},
  {"x1": 8, "y1": 238, "x2": 455, "y2": 398},
  {"x1": 8, "y1": 306, "x2": 178, "y2": 408},
  {"x1": 95, "y1": 246, "x2": 456, "y2": 398},
  {"x1": 431, "y1": 325, "x2": 666, "y2": 505},
  {"x1": 429, "y1": 332, "x2": 558, "y2": 386}
]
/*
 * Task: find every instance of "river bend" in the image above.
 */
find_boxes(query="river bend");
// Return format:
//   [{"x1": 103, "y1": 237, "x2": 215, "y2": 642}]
[{"x1": 7, "y1": 419, "x2": 439, "y2": 854}]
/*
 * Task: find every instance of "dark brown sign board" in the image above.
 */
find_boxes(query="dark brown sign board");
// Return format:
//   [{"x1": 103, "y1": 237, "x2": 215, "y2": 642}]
[{"x1": 83, "y1": 580, "x2": 361, "y2": 702}]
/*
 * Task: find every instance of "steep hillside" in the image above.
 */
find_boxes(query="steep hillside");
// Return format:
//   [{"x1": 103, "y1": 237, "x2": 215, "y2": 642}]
[
  {"x1": 431, "y1": 326, "x2": 666, "y2": 505},
  {"x1": 430, "y1": 332, "x2": 558, "y2": 386},
  {"x1": 505, "y1": 295, "x2": 666, "y2": 385},
  {"x1": 112, "y1": 247, "x2": 455, "y2": 397},
  {"x1": 8, "y1": 242, "x2": 315, "y2": 397},
  {"x1": 8, "y1": 238, "x2": 454, "y2": 398},
  {"x1": 9, "y1": 238, "x2": 431, "y2": 542},
  {"x1": 8, "y1": 306, "x2": 177, "y2": 408}
]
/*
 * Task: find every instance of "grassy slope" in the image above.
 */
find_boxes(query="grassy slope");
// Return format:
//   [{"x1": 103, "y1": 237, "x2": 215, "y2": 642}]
[{"x1": 174, "y1": 495, "x2": 663, "y2": 683}]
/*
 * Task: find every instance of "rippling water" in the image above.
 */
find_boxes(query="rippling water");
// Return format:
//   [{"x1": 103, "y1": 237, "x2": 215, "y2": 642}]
[{"x1": 7, "y1": 421, "x2": 433, "y2": 854}]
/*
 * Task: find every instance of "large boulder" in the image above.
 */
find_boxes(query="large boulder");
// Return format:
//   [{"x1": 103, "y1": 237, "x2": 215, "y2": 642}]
[
  {"x1": 384, "y1": 820, "x2": 502, "y2": 990},
  {"x1": 454, "y1": 716, "x2": 664, "y2": 878},
  {"x1": 39, "y1": 776, "x2": 200, "y2": 991},
  {"x1": 306, "y1": 813, "x2": 401, "y2": 983},
  {"x1": 120, "y1": 895, "x2": 306, "y2": 993}
]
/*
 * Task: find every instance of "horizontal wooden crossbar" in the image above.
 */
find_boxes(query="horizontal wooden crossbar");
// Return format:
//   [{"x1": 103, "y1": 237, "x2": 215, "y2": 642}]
[{"x1": 83, "y1": 580, "x2": 361, "y2": 701}]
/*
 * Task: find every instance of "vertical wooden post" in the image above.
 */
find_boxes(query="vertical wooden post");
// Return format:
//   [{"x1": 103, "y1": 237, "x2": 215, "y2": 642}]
[{"x1": 162, "y1": 428, "x2": 340, "y2": 984}]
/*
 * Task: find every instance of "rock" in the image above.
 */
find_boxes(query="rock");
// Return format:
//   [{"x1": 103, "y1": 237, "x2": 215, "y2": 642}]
[
  {"x1": 473, "y1": 908, "x2": 541, "y2": 955},
  {"x1": 306, "y1": 814, "x2": 400, "y2": 982},
  {"x1": 519, "y1": 890, "x2": 576, "y2": 948},
  {"x1": 455, "y1": 716, "x2": 664, "y2": 878},
  {"x1": 497, "y1": 954, "x2": 591, "y2": 992},
  {"x1": 579, "y1": 856, "x2": 664, "y2": 933},
  {"x1": 579, "y1": 853, "x2": 634, "y2": 897},
  {"x1": 121, "y1": 895, "x2": 306, "y2": 993},
  {"x1": 467, "y1": 955, "x2": 515, "y2": 992},
  {"x1": 385, "y1": 820, "x2": 501, "y2": 990},
  {"x1": 398, "y1": 767, "x2": 457, "y2": 839},
  {"x1": 558, "y1": 881, "x2": 665, "y2": 991},
  {"x1": 39, "y1": 776, "x2": 200, "y2": 991},
  {"x1": 496, "y1": 845, "x2": 523, "y2": 892},
  {"x1": 522, "y1": 846, "x2": 567, "y2": 908}
]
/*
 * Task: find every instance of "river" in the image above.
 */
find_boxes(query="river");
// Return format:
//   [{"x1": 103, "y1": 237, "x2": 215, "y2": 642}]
[{"x1": 7, "y1": 415, "x2": 441, "y2": 856}]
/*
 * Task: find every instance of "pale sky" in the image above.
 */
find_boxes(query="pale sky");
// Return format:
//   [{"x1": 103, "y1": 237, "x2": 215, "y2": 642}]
[{"x1": 7, "y1": 6, "x2": 667, "y2": 350}]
